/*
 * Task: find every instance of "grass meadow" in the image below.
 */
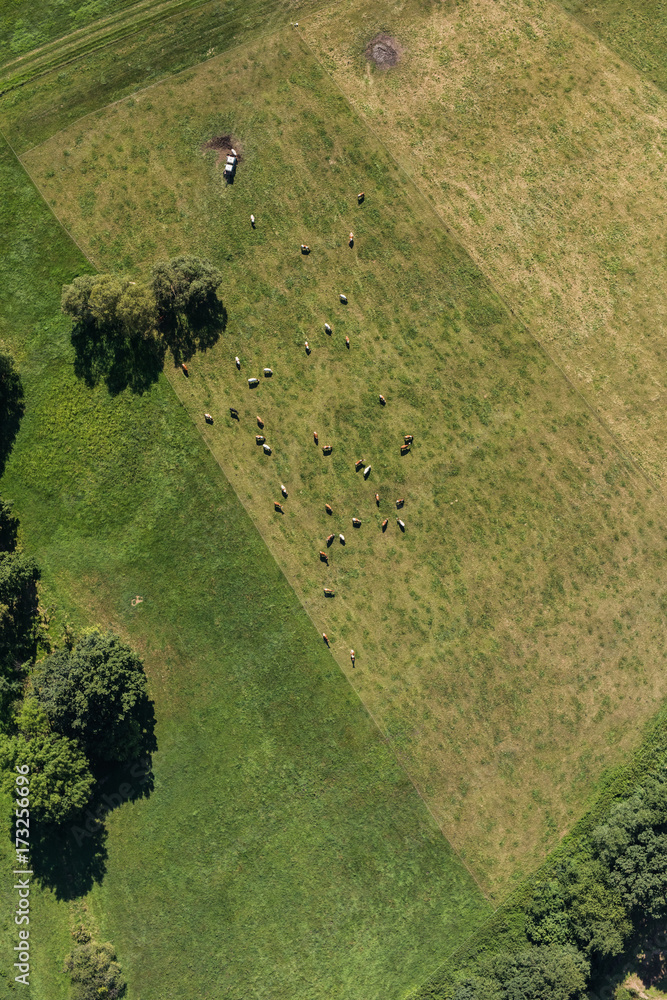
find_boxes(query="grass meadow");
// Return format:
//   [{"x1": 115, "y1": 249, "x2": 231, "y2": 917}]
[
  {"x1": 24, "y1": 27, "x2": 667, "y2": 896},
  {"x1": 559, "y1": 0, "x2": 667, "y2": 92},
  {"x1": 0, "y1": 133, "x2": 491, "y2": 999},
  {"x1": 302, "y1": 0, "x2": 667, "y2": 488}
]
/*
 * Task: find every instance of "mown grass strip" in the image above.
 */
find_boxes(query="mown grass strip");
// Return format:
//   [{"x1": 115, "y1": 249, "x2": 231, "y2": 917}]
[{"x1": 0, "y1": 132, "x2": 490, "y2": 999}]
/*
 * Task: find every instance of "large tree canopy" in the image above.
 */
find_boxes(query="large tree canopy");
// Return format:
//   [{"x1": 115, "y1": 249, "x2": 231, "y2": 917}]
[
  {"x1": 0, "y1": 731, "x2": 94, "y2": 824},
  {"x1": 0, "y1": 550, "x2": 40, "y2": 675},
  {"x1": 33, "y1": 630, "x2": 155, "y2": 763}
]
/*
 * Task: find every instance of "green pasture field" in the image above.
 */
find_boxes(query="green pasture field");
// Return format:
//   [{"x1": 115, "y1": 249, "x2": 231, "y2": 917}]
[
  {"x1": 0, "y1": 136, "x2": 491, "y2": 998},
  {"x1": 559, "y1": 0, "x2": 667, "y2": 92},
  {"x1": 0, "y1": 0, "x2": 330, "y2": 148},
  {"x1": 25, "y1": 26, "x2": 667, "y2": 896},
  {"x1": 302, "y1": 0, "x2": 667, "y2": 489}
]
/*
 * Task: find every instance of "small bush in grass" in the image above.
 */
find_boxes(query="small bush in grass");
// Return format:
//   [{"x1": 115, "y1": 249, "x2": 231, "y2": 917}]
[{"x1": 63, "y1": 941, "x2": 126, "y2": 1000}]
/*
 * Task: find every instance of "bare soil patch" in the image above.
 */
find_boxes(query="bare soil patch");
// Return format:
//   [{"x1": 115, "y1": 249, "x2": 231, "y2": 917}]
[
  {"x1": 365, "y1": 33, "x2": 402, "y2": 69},
  {"x1": 202, "y1": 134, "x2": 243, "y2": 165}
]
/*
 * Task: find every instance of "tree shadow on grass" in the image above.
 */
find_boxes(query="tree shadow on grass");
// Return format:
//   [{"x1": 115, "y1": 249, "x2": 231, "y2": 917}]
[
  {"x1": 0, "y1": 353, "x2": 25, "y2": 477},
  {"x1": 70, "y1": 298, "x2": 226, "y2": 394},
  {"x1": 29, "y1": 755, "x2": 154, "y2": 901},
  {"x1": 71, "y1": 322, "x2": 166, "y2": 397}
]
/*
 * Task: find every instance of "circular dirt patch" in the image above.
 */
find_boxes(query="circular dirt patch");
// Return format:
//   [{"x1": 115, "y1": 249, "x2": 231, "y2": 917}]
[
  {"x1": 203, "y1": 134, "x2": 243, "y2": 165},
  {"x1": 365, "y1": 33, "x2": 402, "y2": 69}
]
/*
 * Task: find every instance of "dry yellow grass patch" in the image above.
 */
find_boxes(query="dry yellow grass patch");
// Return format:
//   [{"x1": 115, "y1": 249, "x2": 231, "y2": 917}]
[{"x1": 302, "y1": 0, "x2": 667, "y2": 485}]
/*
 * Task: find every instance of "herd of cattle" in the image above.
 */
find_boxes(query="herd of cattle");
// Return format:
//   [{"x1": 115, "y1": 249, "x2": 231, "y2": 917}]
[{"x1": 198, "y1": 197, "x2": 413, "y2": 667}]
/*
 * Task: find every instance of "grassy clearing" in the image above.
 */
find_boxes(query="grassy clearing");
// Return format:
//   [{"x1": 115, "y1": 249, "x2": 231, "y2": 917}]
[
  {"x1": 559, "y1": 0, "x2": 667, "y2": 92},
  {"x1": 0, "y1": 0, "x2": 141, "y2": 69},
  {"x1": 0, "y1": 0, "x2": 330, "y2": 154},
  {"x1": 0, "y1": 134, "x2": 490, "y2": 997},
  {"x1": 302, "y1": 0, "x2": 667, "y2": 488},
  {"x1": 26, "y1": 26, "x2": 667, "y2": 896}
]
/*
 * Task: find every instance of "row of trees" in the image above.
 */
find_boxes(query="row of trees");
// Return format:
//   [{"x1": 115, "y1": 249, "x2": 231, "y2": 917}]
[
  {"x1": 439, "y1": 762, "x2": 667, "y2": 999},
  {"x1": 62, "y1": 256, "x2": 225, "y2": 392}
]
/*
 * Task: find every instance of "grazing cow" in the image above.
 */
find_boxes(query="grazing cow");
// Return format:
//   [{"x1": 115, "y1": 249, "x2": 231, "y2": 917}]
[
  {"x1": 305, "y1": 341, "x2": 311, "y2": 354},
  {"x1": 363, "y1": 465, "x2": 371, "y2": 479},
  {"x1": 404, "y1": 435, "x2": 413, "y2": 444},
  {"x1": 352, "y1": 518, "x2": 361, "y2": 527},
  {"x1": 235, "y1": 356, "x2": 241, "y2": 369},
  {"x1": 181, "y1": 363, "x2": 189, "y2": 376},
  {"x1": 281, "y1": 484, "x2": 288, "y2": 498},
  {"x1": 355, "y1": 459, "x2": 364, "y2": 471},
  {"x1": 340, "y1": 293, "x2": 347, "y2": 304},
  {"x1": 345, "y1": 336, "x2": 350, "y2": 348},
  {"x1": 325, "y1": 323, "x2": 332, "y2": 335},
  {"x1": 396, "y1": 498, "x2": 405, "y2": 509},
  {"x1": 257, "y1": 415, "x2": 264, "y2": 428},
  {"x1": 248, "y1": 377, "x2": 259, "y2": 387},
  {"x1": 324, "y1": 588, "x2": 334, "y2": 597},
  {"x1": 204, "y1": 413, "x2": 214, "y2": 424},
  {"x1": 319, "y1": 551, "x2": 329, "y2": 564},
  {"x1": 323, "y1": 633, "x2": 329, "y2": 646},
  {"x1": 230, "y1": 408, "x2": 239, "y2": 420},
  {"x1": 349, "y1": 232, "x2": 354, "y2": 247},
  {"x1": 322, "y1": 445, "x2": 332, "y2": 455},
  {"x1": 350, "y1": 649, "x2": 355, "y2": 667},
  {"x1": 325, "y1": 503, "x2": 333, "y2": 515},
  {"x1": 314, "y1": 431, "x2": 319, "y2": 444},
  {"x1": 263, "y1": 444, "x2": 272, "y2": 455},
  {"x1": 358, "y1": 192, "x2": 364, "y2": 203},
  {"x1": 381, "y1": 518, "x2": 388, "y2": 532},
  {"x1": 256, "y1": 435, "x2": 265, "y2": 444},
  {"x1": 375, "y1": 493, "x2": 380, "y2": 506},
  {"x1": 379, "y1": 394, "x2": 386, "y2": 406},
  {"x1": 397, "y1": 518, "x2": 405, "y2": 531},
  {"x1": 274, "y1": 501, "x2": 284, "y2": 512},
  {"x1": 400, "y1": 444, "x2": 410, "y2": 455},
  {"x1": 339, "y1": 533, "x2": 345, "y2": 544},
  {"x1": 263, "y1": 368, "x2": 273, "y2": 377},
  {"x1": 301, "y1": 244, "x2": 310, "y2": 254},
  {"x1": 251, "y1": 214, "x2": 255, "y2": 228},
  {"x1": 326, "y1": 534, "x2": 334, "y2": 547}
]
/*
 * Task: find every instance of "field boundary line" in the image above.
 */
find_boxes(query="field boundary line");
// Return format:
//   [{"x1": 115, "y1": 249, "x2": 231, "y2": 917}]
[
  {"x1": 0, "y1": 126, "x2": 96, "y2": 270},
  {"x1": 294, "y1": 28, "x2": 664, "y2": 504}
]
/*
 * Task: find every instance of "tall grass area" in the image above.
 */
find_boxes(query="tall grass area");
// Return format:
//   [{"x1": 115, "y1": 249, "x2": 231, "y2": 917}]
[
  {"x1": 25, "y1": 27, "x2": 667, "y2": 896},
  {"x1": 559, "y1": 0, "x2": 667, "y2": 92},
  {"x1": 303, "y1": 0, "x2": 667, "y2": 487},
  {"x1": 0, "y1": 137, "x2": 490, "y2": 998}
]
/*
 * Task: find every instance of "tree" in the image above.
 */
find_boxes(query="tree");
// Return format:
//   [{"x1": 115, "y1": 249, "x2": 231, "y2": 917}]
[
  {"x1": 151, "y1": 256, "x2": 225, "y2": 362},
  {"x1": 64, "y1": 940, "x2": 126, "y2": 1000},
  {"x1": 0, "y1": 550, "x2": 40, "y2": 675},
  {"x1": 116, "y1": 282, "x2": 157, "y2": 341},
  {"x1": 33, "y1": 630, "x2": 154, "y2": 763},
  {"x1": 61, "y1": 274, "x2": 97, "y2": 327},
  {"x1": 593, "y1": 767, "x2": 667, "y2": 919},
  {"x1": 484, "y1": 945, "x2": 590, "y2": 1000},
  {"x1": 0, "y1": 731, "x2": 94, "y2": 823},
  {"x1": 0, "y1": 353, "x2": 25, "y2": 476}
]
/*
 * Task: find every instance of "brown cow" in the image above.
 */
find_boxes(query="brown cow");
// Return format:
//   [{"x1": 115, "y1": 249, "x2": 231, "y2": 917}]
[
  {"x1": 375, "y1": 493, "x2": 380, "y2": 506},
  {"x1": 355, "y1": 459, "x2": 364, "y2": 471},
  {"x1": 326, "y1": 534, "x2": 334, "y2": 547},
  {"x1": 358, "y1": 192, "x2": 364, "y2": 203},
  {"x1": 404, "y1": 435, "x2": 413, "y2": 444},
  {"x1": 322, "y1": 445, "x2": 332, "y2": 455},
  {"x1": 379, "y1": 394, "x2": 386, "y2": 406},
  {"x1": 314, "y1": 431, "x2": 319, "y2": 444},
  {"x1": 352, "y1": 518, "x2": 361, "y2": 528},
  {"x1": 324, "y1": 589, "x2": 335, "y2": 597},
  {"x1": 256, "y1": 435, "x2": 265, "y2": 444},
  {"x1": 396, "y1": 499, "x2": 405, "y2": 509},
  {"x1": 325, "y1": 504, "x2": 333, "y2": 515},
  {"x1": 181, "y1": 363, "x2": 189, "y2": 376},
  {"x1": 345, "y1": 336, "x2": 350, "y2": 348},
  {"x1": 382, "y1": 519, "x2": 388, "y2": 532},
  {"x1": 274, "y1": 501, "x2": 284, "y2": 513},
  {"x1": 257, "y1": 415, "x2": 264, "y2": 428},
  {"x1": 400, "y1": 444, "x2": 410, "y2": 455},
  {"x1": 319, "y1": 551, "x2": 329, "y2": 564}
]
